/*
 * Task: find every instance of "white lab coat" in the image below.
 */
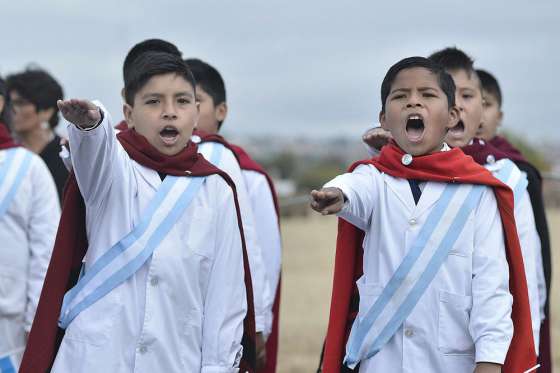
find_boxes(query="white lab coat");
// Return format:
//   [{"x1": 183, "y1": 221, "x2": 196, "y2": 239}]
[
  {"x1": 0, "y1": 148, "x2": 59, "y2": 367},
  {"x1": 51, "y1": 110, "x2": 247, "y2": 373},
  {"x1": 197, "y1": 141, "x2": 272, "y2": 335},
  {"x1": 325, "y1": 163, "x2": 513, "y2": 373},
  {"x1": 486, "y1": 159, "x2": 543, "y2": 351},
  {"x1": 242, "y1": 170, "x2": 282, "y2": 333}
]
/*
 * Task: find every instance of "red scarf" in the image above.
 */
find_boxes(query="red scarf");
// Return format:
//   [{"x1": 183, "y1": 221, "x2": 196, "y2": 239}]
[
  {"x1": 0, "y1": 123, "x2": 19, "y2": 149},
  {"x1": 462, "y1": 137, "x2": 527, "y2": 165},
  {"x1": 194, "y1": 129, "x2": 282, "y2": 373},
  {"x1": 20, "y1": 128, "x2": 257, "y2": 373},
  {"x1": 322, "y1": 143, "x2": 536, "y2": 373}
]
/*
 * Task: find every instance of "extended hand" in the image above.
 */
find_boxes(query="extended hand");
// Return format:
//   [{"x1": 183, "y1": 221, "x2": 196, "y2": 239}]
[
  {"x1": 363, "y1": 127, "x2": 392, "y2": 151},
  {"x1": 57, "y1": 99, "x2": 101, "y2": 129},
  {"x1": 310, "y1": 187, "x2": 345, "y2": 215}
]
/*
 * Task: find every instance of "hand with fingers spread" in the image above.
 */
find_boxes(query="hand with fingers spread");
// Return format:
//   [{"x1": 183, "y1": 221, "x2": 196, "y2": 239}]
[
  {"x1": 363, "y1": 127, "x2": 392, "y2": 152},
  {"x1": 57, "y1": 99, "x2": 101, "y2": 129},
  {"x1": 310, "y1": 187, "x2": 345, "y2": 215}
]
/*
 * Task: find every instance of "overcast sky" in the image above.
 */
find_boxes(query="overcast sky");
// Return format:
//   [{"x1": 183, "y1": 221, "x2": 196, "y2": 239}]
[{"x1": 2, "y1": 0, "x2": 558, "y2": 142}]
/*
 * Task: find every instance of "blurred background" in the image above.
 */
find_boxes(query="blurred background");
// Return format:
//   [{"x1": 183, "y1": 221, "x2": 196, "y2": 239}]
[{"x1": 2, "y1": 1, "x2": 558, "y2": 371}]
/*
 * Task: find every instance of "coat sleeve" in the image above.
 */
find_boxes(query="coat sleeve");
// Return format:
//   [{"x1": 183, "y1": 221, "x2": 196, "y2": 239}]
[
  {"x1": 198, "y1": 143, "x2": 270, "y2": 334},
  {"x1": 514, "y1": 191, "x2": 543, "y2": 351},
  {"x1": 201, "y1": 178, "x2": 247, "y2": 373},
  {"x1": 470, "y1": 187, "x2": 513, "y2": 364},
  {"x1": 24, "y1": 156, "x2": 60, "y2": 331},
  {"x1": 324, "y1": 164, "x2": 378, "y2": 231},
  {"x1": 66, "y1": 102, "x2": 129, "y2": 207}
]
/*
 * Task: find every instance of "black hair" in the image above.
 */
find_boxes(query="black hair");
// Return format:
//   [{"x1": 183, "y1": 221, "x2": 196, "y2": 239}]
[
  {"x1": 476, "y1": 69, "x2": 502, "y2": 107},
  {"x1": 123, "y1": 39, "x2": 182, "y2": 83},
  {"x1": 124, "y1": 51, "x2": 196, "y2": 106},
  {"x1": 184, "y1": 58, "x2": 226, "y2": 128},
  {"x1": 428, "y1": 47, "x2": 476, "y2": 75},
  {"x1": 0, "y1": 76, "x2": 11, "y2": 125},
  {"x1": 6, "y1": 68, "x2": 64, "y2": 128},
  {"x1": 380, "y1": 56, "x2": 456, "y2": 113}
]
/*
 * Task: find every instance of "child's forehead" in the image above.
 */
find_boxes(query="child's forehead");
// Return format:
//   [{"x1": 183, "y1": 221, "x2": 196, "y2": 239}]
[
  {"x1": 391, "y1": 67, "x2": 440, "y2": 89},
  {"x1": 448, "y1": 68, "x2": 480, "y2": 89},
  {"x1": 142, "y1": 73, "x2": 194, "y2": 92}
]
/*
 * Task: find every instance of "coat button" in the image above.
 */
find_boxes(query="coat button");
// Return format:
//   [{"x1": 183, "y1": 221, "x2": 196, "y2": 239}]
[
  {"x1": 150, "y1": 276, "x2": 159, "y2": 286},
  {"x1": 486, "y1": 154, "x2": 496, "y2": 164},
  {"x1": 409, "y1": 218, "x2": 417, "y2": 226},
  {"x1": 401, "y1": 154, "x2": 413, "y2": 166},
  {"x1": 139, "y1": 345, "x2": 148, "y2": 354},
  {"x1": 404, "y1": 328, "x2": 414, "y2": 337}
]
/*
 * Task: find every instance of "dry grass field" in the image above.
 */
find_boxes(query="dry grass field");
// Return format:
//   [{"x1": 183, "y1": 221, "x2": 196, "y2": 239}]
[{"x1": 276, "y1": 209, "x2": 560, "y2": 373}]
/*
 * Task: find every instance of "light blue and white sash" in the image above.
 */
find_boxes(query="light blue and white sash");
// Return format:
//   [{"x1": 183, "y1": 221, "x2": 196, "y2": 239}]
[
  {"x1": 0, "y1": 148, "x2": 33, "y2": 220},
  {"x1": 59, "y1": 144, "x2": 224, "y2": 328},
  {"x1": 344, "y1": 183, "x2": 485, "y2": 368},
  {"x1": 487, "y1": 158, "x2": 528, "y2": 204}
]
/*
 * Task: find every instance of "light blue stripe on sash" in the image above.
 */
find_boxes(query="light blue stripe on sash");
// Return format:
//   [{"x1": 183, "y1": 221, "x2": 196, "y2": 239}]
[
  {"x1": 0, "y1": 149, "x2": 33, "y2": 219},
  {"x1": 494, "y1": 159, "x2": 527, "y2": 204},
  {"x1": 345, "y1": 184, "x2": 484, "y2": 366},
  {"x1": 0, "y1": 356, "x2": 15, "y2": 373}
]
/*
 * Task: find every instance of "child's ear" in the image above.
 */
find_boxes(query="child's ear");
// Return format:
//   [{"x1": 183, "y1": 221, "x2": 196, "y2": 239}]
[
  {"x1": 123, "y1": 103, "x2": 133, "y2": 127},
  {"x1": 0, "y1": 96, "x2": 4, "y2": 114},
  {"x1": 497, "y1": 110, "x2": 504, "y2": 127},
  {"x1": 446, "y1": 106, "x2": 460, "y2": 130},
  {"x1": 215, "y1": 102, "x2": 228, "y2": 123},
  {"x1": 121, "y1": 88, "x2": 126, "y2": 101},
  {"x1": 379, "y1": 111, "x2": 387, "y2": 129}
]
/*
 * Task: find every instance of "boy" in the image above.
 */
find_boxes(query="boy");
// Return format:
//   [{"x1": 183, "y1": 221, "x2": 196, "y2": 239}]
[
  {"x1": 21, "y1": 52, "x2": 250, "y2": 372},
  {"x1": 186, "y1": 58, "x2": 280, "y2": 370},
  {"x1": 0, "y1": 76, "x2": 59, "y2": 372},
  {"x1": 6, "y1": 69, "x2": 68, "y2": 200},
  {"x1": 312, "y1": 57, "x2": 535, "y2": 373},
  {"x1": 476, "y1": 68, "x2": 551, "y2": 372},
  {"x1": 428, "y1": 47, "x2": 545, "y2": 354},
  {"x1": 363, "y1": 49, "x2": 544, "y2": 356}
]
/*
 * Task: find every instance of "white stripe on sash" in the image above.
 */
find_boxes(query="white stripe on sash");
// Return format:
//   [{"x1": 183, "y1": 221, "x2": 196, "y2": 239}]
[
  {"x1": 345, "y1": 183, "x2": 485, "y2": 368},
  {"x1": 0, "y1": 148, "x2": 33, "y2": 219},
  {"x1": 59, "y1": 144, "x2": 224, "y2": 329}
]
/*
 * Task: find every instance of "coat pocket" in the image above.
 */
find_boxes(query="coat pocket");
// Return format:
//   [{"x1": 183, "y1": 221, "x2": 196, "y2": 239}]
[
  {"x1": 438, "y1": 290, "x2": 474, "y2": 355},
  {"x1": 356, "y1": 276, "x2": 384, "y2": 321}
]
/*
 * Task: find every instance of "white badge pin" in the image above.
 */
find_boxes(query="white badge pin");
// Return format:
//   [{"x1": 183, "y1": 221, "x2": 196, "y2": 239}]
[
  {"x1": 401, "y1": 153, "x2": 413, "y2": 166},
  {"x1": 486, "y1": 154, "x2": 496, "y2": 164},
  {"x1": 191, "y1": 135, "x2": 201, "y2": 144}
]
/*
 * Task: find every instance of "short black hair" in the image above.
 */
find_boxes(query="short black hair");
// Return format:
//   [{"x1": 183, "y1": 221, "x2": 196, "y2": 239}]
[
  {"x1": 6, "y1": 68, "x2": 64, "y2": 128},
  {"x1": 428, "y1": 47, "x2": 475, "y2": 75},
  {"x1": 184, "y1": 58, "x2": 226, "y2": 128},
  {"x1": 0, "y1": 76, "x2": 11, "y2": 125},
  {"x1": 476, "y1": 69, "x2": 502, "y2": 107},
  {"x1": 123, "y1": 39, "x2": 182, "y2": 83},
  {"x1": 124, "y1": 51, "x2": 196, "y2": 106},
  {"x1": 380, "y1": 56, "x2": 456, "y2": 113}
]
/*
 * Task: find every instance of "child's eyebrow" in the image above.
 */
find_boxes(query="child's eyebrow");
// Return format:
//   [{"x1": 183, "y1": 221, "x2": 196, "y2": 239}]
[
  {"x1": 390, "y1": 86, "x2": 439, "y2": 94},
  {"x1": 175, "y1": 92, "x2": 193, "y2": 98},
  {"x1": 140, "y1": 92, "x2": 194, "y2": 99}
]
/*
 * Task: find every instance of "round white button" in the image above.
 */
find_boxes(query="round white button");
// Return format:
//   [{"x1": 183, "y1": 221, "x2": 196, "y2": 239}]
[
  {"x1": 150, "y1": 276, "x2": 159, "y2": 286},
  {"x1": 191, "y1": 135, "x2": 201, "y2": 144},
  {"x1": 486, "y1": 154, "x2": 496, "y2": 164},
  {"x1": 404, "y1": 329, "x2": 414, "y2": 337},
  {"x1": 401, "y1": 154, "x2": 413, "y2": 166},
  {"x1": 139, "y1": 345, "x2": 147, "y2": 354},
  {"x1": 409, "y1": 218, "x2": 417, "y2": 226}
]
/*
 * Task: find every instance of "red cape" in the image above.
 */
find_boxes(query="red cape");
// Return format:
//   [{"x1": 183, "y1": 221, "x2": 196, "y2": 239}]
[
  {"x1": 20, "y1": 128, "x2": 257, "y2": 373},
  {"x1": 194, "y1": 129, "x2": 282, "y2": 373},
  {"x1": 322, "y1": 143, "x2": 536, "y2": 373},
  {"x1": 0, "y1": 123, "x2": 19, "y2": 150}
]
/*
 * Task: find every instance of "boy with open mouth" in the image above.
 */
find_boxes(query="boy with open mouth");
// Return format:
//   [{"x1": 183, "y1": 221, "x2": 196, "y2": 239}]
[{"x1": 312, "y1": 56, "x2": 536, "y2": 373}]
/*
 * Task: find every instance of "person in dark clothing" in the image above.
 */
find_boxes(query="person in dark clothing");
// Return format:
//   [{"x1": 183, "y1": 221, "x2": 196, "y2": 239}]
[{"x1": 6, "y1": 68, "x2": 68, "y2": 201}]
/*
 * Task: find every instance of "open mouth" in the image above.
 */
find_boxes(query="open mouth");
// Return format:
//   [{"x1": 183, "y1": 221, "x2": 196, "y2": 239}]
[
  {"x1": 405, "y1": 114, "x2": 425, "y2": 142},
  {"x1": 449, "y1": 120, "x2": 465, "y2": 136},
  {"x1": 159, "y1": 126, "x2": 180, "y2": 146}
]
